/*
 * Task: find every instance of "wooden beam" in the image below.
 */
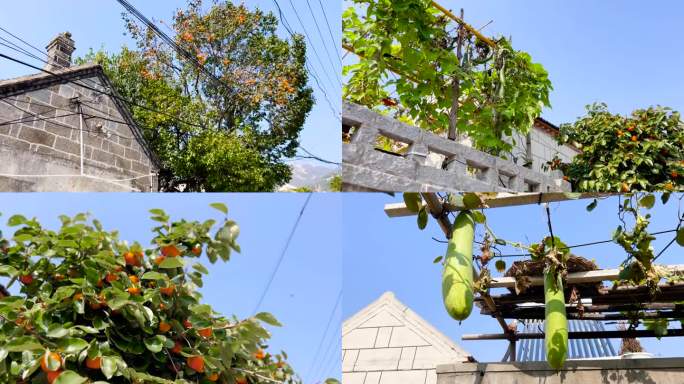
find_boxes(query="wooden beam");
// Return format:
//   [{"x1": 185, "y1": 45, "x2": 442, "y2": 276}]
[
  {"x1": 479, "y1": 280, "x2": 684, "y2": 307},
  {"x1": 385, "y1": 193, "x2": 614, "y2": 218},
  {"x1": 463, "y1": 328, "x2": 684, "y2": 341},
  {"x1": 481, "y1": 302, "x2": 679, "y2": 318},
  {"x1": 485, "y1": 308, "x2": 684, "y2": 321},
  {"x1": 488, "y1": 265, "x2": 684, "y2": 289}
]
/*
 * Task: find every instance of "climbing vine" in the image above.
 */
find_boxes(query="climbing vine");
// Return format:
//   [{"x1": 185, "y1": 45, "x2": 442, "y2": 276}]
[
  {"x1": 343, "y1": 0, "x2": 552, "y2": 156},
  {"x1": 402, "y1": 192, "x2": 684, "y2": 367}
]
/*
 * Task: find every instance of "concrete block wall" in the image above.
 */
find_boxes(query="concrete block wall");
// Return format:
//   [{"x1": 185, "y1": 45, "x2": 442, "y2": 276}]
[
  {"x1": 437, "y1": 358, "x2": 684, "y2": 384},
  {"x1": 342, "y1": 102, "x2": 570, "y2": 193},
  {"x1": 511, "y1": 127, "x2": 578, "y2": 175},
  {"x1": 0, "y1": 72, "x2": 158, "y2": 191}
]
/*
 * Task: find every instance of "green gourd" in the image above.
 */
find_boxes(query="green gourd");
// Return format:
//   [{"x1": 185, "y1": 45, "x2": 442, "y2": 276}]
[
  {"x1": 544, "y1": 271, "x2": 568, "y2": 369},
  {"x1": 442, "y1": 211, "x2": 475, "y2": 321}
]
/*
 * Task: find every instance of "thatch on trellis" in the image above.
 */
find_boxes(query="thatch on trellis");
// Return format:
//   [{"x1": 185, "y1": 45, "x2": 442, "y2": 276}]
[{"x1": 503, "y1": 255, "x2": 602, "y2": 296}]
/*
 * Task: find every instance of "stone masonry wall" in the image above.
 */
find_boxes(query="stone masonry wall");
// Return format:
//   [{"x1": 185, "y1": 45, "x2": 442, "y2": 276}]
[{"x1": 0, "y1": 72, "x2": 158, "y2": 191}]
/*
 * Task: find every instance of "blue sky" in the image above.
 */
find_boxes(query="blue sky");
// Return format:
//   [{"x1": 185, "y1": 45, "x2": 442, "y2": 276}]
[
  {"x1": 342, "y1": 0, "x2": 684, "y2": 125},
  {"x1": 0, "y1": 193, "x2": 342, "y2": 383},
  {"x1": 0, "y1": 0, "x2": 341, "y2": 164},
  {"x1": 343, "y1": 193, "x2": 684, "y2": 362}
]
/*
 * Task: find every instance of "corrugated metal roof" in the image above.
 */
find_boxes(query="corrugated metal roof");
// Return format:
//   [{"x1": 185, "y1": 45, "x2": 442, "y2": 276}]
[{"x1": 517, "y1": 320, "x2": 617, "y2": 361}]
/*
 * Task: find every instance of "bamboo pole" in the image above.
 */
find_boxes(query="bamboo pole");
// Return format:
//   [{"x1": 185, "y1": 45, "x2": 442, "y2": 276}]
[{"x1": 430, "y1": 1, "x2": 497, "y2": 48}]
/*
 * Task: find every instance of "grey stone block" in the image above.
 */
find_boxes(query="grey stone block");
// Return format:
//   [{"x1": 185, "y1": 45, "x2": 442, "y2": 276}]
[{"x1": 18, "y1": 126, "x2": 55, "y2": 147}]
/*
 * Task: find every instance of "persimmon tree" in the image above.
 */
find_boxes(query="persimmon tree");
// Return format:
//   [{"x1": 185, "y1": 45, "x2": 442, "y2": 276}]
[
  {"x1": 0, "y1": 203, "x2": 300, "y2": 383},
  {"x1": 551, "y1": 103, "x2": 684, "y2": 192},
  {"x1": 79, "y1": 0, "x2": 314, "y2": 192},
  {"x1": 343, "y1": 0, "x2": 552, "y2": 156}
]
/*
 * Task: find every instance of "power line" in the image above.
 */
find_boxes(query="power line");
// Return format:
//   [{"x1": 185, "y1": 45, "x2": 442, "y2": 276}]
[
  {"x1": 315, "y1": 0, "x2": 342, "y2": 63},
  {"x1": 286, "y1": 0, "x2": 341, "y2": 90},
  {"x1": 472, "y1": 228, "x2": 680, "y2": 259},
  {"x1": 0, "y1": 26, "x2": 111, "y2": 92},
  {"x1": 298, "y1": 147, "x2": 341, "y2": 166},
  {"x1": 252, "y1": 193, "x2": 313, "y2": 315},
  {"x1": 115, "y1": 0, "x2": 228, "y2": 93},
  {"x1": 304, "y1": 0, "x2": 342, "y2": 68},
  {"x1": 0, "y1": 52, "x2": 205, "y2": 130},
  {"x1": 309, "y1": 327, "x2": 341, "y2": 383},
  {"x1": 0, "y1": 111, "x2": 80, "y2": 127},
  {"x1": 1, "y1": 30, "x2": 340, "y2": 165},
  {"x1": 304, "y1": 289, "x2": 342, "y2": 381},
  {"x1": 269, "y1": 0, "x2": 341, "y2": 119},
  {"x1": 0, "y1": 26, "x2": 51, "y2": 61}
]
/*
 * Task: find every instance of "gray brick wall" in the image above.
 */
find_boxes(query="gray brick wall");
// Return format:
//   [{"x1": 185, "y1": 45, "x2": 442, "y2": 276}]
[
  {"x1": 0, "y1": 74, "x2": 158, "y2": 192},
  {"x1": 510, "y1": 126, "x2": 579, "y2": 174}
]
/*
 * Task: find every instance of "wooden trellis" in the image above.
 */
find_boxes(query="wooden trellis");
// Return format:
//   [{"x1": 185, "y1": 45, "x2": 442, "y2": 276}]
[{"x1": 385, "y1": 192, "x2": 684, "y2": 362}]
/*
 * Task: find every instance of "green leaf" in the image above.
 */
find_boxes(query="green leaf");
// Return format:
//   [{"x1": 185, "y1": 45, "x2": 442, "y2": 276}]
[
  {"x1": 255, "y1": 312, "x2": 282, "y2": 327},
  {"x1": 403, "y1": 193, "x2": 421, "y2": 213},
  {"x1": 562, "y1": 193, "x2": 582, "y2": 200},
  {"x1": 192, "y1": 263, "x2": 209, "y2": 274},
  {"x1": 58, "y1": 338, "x2": 89, "y2": 354},
  {"x1": 676, "y1": 228, "x2": 684, "y2": 247},
  {"x1": 7, "y1": 214, "x2": 27, "y2": 226},
  {"x1": 100, "y1": 356, "x2": 117, "y2": 379},
  {"x1": 53, "y1": 370, "x2": 88, "y2": 384},
  {"x1": 158, "y1": 257, "x2": 184, "y2": 269},
  {"x1": 144, "y1": 335, "x2": 166, "y2": 353},
  {"x1": 46, "y1": 324, "x2": 69, "y2": 338},
  {"x1": 141, "y1": 272, "x2": 168, "y2": 280},
  {"x1": 471, "y1": 211, "x2": 486, "y2": 224},
  {"x1": 638, "y1": 194, "x2": 656, "y2": 209},
  {"x1": 662, "y1": 193, "x2": 671, "y2": 205},
  {"x1": 417, "y1": 206, "x2": 428, "y2": 230},
  {"x1": 4, "y1": 336, "x2": 42, "y2": 352},
  {"x1": 433, "y1": 256, "x2": 443, "y2": 264},
  {"x1": 586, "y1": 199, "x2": 598, "y2": 212},
  {"x1": 0, "y1": 265, "x2": 18, "y2": 277},
  {"x1": 149, "y1": 209, "x2": 166, "y2": 216},
  {"x1": 209, "y1": 202, "x2": 228, "y2": 214},
  {"x1": 463, "y1": 193, "x2": 482, "y2": 209},
  {"x1": 52, "y1": 286, "x2": 77, "y2": 302}
]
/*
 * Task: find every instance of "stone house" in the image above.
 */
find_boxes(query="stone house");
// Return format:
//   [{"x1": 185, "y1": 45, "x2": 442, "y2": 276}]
[
  {"x1": 342, "y1": 292, "x2": 472, "y2": 384},
  {"x1": 0, "y1": 32, "x2": 159, "y2": 192},
  {"x1": 509, "y1": 117, "x2": 580, "y2": 174}
]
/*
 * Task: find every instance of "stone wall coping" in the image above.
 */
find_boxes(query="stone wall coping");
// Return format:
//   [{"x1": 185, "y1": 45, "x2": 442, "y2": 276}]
[{"x1": 342, "y1": 102, "x2": 570, "y2": 192}]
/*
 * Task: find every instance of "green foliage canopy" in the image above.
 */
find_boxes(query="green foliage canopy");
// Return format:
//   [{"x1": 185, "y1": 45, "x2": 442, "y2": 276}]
[
  {"x1": 342, "y1": 0, "x2": 552, "y2": 155},
  {"x1": 0, "y1": 205, "x2": 299, "y2": 383},
  {"x1": 79, "y1": 0, "x2": 314, "y2": 191},
  {"x1": 555, "y1": 103, "x2": 684, "y2": 192}
]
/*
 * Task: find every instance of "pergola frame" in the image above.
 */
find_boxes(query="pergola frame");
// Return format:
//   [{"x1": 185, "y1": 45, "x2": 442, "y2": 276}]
[{"x1": 384, "y1": 192, "x2": 684, "y2": 362}]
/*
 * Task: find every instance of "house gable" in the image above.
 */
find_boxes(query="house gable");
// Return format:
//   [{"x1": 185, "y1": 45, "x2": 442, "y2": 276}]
[
  {"x1": 0, "y1": 63, "x2": 160, "y2": 191},
  {"x1": 343, "y1": 292, "x2": 470, "y2": 384}
]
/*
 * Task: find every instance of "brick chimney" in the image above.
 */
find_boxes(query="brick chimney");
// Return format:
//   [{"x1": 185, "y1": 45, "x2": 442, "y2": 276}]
[{"x1": 45, "y1": 32, "x2": 75, "y2": 71}]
